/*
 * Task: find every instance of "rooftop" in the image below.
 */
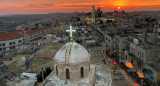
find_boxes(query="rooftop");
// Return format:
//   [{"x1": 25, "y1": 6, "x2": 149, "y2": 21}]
[
  {"x1": 0, "y1": 30, "x2": 23, "y2": 41},
  {"x1": 54, "y1": 42, "x2": 90, "y2": 64},
  {"x1": 137, "y1": 42, "x2": 160, "y2": 50},
  {"x1": 0, "y1": 25, "x2": 52, "y2": 41},
  {"x1": 25, "y1": 25, "x2": 52, "y2": 35},
  {"x1": 127, "y1": 36, "x2": 160, "y2": 50}
]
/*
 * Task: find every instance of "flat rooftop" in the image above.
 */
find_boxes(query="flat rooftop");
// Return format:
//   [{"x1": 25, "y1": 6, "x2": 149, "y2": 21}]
[{"x1": 137, "y1": 42, "x2": 160, "y2": 50}]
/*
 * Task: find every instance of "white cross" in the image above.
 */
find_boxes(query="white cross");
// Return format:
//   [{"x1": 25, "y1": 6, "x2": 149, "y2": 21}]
[{"x1": 66, "y1": 26, "x2": 76, "y2": 39}]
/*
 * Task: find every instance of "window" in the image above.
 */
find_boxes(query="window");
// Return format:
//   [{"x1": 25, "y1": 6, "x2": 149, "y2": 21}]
[
  {"x1": 2, "y1": 43, "x2": 5, "y2": 46},
  {"x1": 10, "y1": 46, "x2": 15, "y2": 50},
  {"x1": 3, "y1": 48, "x2": 6, "y2": 50},
  {"x1": 13, "y1": 42, "x2": 15, "y2": 45},
  {"x1": 56, "y1": 65, "x2": 58, "y2": 76},
  {"x1": 131, "y1": 59, "x2": 133, "y2": 64},
  {"x1": 0, "y1": 48, "x2": 2, "y2": 51},
  {"x1": 80, "y1": 67, "x2": 84, "y2": 78},
  {"x1": 9, "y1": 42, "x2": 12, "y2": 45},
  {"x1": 158, "y1": 38, "x2": 160, "y2": 43},
  {"x1": 66, "y1": 68, "x2": 70, "y2": 79},
  {"x1": 0, "y1": 43, "x2": 1, "y2": 47},
  {"x1": 18, "y1": 40, "x2": 22, "y2": 43},
  {"x1": 137, "y1": 62, "x2": 141, "y2": 69},
  {"x1": 13, "y1": 46, "x2": 15, "y2": 49},
  {"x1": 126, "y1": 55, "x2": 127, "y2": 60},
  {"x1": 139, "y1": 63, "x2": 141, "y2": 69},
  {"x1": 158, "y1": 32, "x2": 160, "y2": 36}
]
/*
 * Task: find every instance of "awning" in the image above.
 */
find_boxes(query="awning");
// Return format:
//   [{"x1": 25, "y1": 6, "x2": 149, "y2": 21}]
[
  {"x1": 136, "y1": 71, "x2": 144, "y2": 78},
  {"x1": 125, "y1": 61, "x2": 133, "y2": 69}
]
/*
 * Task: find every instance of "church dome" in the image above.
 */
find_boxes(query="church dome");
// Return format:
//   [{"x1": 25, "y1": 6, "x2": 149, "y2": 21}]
[{"x1": 54, "y1": 42, "x2": 90, "y2": 64}]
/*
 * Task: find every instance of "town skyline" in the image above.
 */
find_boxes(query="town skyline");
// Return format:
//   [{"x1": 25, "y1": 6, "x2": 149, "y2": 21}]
[{"x1": 0, "y1": 0, "x2": 160, "y2": 16}]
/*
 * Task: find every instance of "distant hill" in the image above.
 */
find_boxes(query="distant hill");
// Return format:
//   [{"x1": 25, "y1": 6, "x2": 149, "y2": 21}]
[
  {"x1": 0, "y1": 13, "x2": 73, "y2": 32},
  {"x1": 2, "y1": 13, "x2": 73, "y2": 17}
]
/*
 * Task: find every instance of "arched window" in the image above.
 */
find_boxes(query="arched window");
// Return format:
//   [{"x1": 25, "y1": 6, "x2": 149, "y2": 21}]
[
  {"x1": 66, "y1": 68, "x2": 70, "y2": 79},
  {"x1": 56, "y1": 65, "x2": 58, "y2": 76},
  {"x1": 80, "y1": 67, "x2": 84, "y2": 77}
]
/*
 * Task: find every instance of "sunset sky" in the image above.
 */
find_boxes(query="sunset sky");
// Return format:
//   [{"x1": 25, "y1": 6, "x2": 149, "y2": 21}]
[{"x1": 0, "y1": 0, "x2": 160, "y2": 16}]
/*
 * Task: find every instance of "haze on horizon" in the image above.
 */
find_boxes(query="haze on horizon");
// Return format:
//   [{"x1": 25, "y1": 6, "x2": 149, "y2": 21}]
[{"x1": 0, "y1": 0, "x2": 160, "y2": 16}]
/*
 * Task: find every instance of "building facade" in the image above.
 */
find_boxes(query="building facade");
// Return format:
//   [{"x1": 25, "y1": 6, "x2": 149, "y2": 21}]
[
  {"x1": 0, "y1": 25, "x2": 54, "y2": 52},
  {"x1": 0, "y1": 30, "x2": 23, "y2": 52}
]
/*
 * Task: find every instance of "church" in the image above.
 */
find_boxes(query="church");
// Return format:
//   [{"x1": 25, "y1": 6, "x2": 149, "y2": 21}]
[{"x1": 40, "y1": 26, "x2": 96, "y2": 86}]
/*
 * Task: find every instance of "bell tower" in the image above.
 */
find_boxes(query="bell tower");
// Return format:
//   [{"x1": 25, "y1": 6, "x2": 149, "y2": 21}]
[{"x1": 92, "y1": 5, "x2": 95, "y2": 23}]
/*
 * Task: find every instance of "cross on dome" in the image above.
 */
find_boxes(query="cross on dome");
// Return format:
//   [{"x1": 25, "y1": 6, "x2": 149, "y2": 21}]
[{"x1": 66, "y1": 26, "x2": 76, "y2": 40}]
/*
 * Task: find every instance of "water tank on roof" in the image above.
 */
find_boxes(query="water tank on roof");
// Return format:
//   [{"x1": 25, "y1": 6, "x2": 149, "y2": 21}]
[{"x1": 133, "y1": 39, "x2": 139, "y2": 44}]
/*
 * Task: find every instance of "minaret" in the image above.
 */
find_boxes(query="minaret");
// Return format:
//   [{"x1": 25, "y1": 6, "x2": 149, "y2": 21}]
[
  {"x1": 92, "y1": 5, "x2": 95, "y2": 23},
  {"x1": 157, "y1": 13, "x2": 160, "y2": 44}
]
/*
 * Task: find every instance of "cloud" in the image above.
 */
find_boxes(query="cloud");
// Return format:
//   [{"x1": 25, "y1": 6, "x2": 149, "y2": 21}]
[
  {"x1": 62, "y1": 5, "x2": 92, "y2": 7},
  {"x1": 26, "y1": 3, "x2": 54, "y2": 8}
]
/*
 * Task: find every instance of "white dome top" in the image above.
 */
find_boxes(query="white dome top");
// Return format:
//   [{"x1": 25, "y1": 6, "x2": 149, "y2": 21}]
[{"x1": 54, "y1": 42, "x2": 90, "y2": 64}]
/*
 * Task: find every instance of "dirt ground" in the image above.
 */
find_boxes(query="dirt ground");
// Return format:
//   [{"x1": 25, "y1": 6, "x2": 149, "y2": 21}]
[{"x1": 35, "y1": 42, "x2": 65, "y2": 58}]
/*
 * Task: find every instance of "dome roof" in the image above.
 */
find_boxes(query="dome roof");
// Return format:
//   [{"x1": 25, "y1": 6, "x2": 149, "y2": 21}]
[{"x1": 54, "y1": 42, "x2": 90, "y2": 64}]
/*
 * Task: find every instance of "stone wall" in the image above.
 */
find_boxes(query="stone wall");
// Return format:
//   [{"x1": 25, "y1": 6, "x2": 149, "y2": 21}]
[
  {"x1": 146, "y1": 50, "x2": 160, "y2": 63},
  {"x1": 54, "y1": 60, "x2": 90, "y2": 81}
]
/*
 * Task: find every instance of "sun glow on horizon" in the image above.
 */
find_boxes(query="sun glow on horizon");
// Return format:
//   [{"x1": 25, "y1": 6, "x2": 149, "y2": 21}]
[{"x1": 118, "y1": 6, "x2": 121, "y2": 9}]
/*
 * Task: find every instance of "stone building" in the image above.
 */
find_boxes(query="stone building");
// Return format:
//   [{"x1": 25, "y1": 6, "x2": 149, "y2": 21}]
[
  {"x1": 41, "y1": 26, "x2": 96, "y2": 86},
  {"x1": 113, "y1": 34, "x2": 128, "y2": 62},
  {"x1": 124, "y1": 36, "x2": 160, "y2": 86},
  {"x1": 24, "y1": 26, "x2": 54, "y2": 42},
  {"x1": 0, "y1": 30, "x2": 23, "y2": 52},
  {"x1": 104, "y1": 34, "x2": 114, "y2": 53},
  {"x1": 41, "y1": 41, "x2": 96, "y2": 86},
  {"x1": 53, "y1": 42, "x2": 90, "y2": 81}
]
